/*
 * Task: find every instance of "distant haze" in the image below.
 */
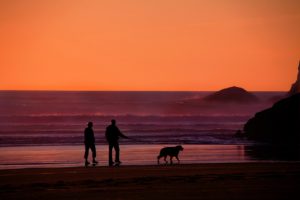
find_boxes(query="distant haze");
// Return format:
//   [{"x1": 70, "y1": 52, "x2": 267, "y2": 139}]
[{"x1": 0, "y1": 0, "x2": 299, "y2": 91}]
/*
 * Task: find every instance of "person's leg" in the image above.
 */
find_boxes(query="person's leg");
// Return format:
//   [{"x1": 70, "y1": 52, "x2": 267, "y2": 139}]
[
  {"x1": 91, "y1": 144, "x2": 97, "y2": 163},
  {"x1": 114, "y1": 143, "x2": 120, "y2": 163},
  {"x1": 108, "y1": 143, "x2": 114, "y2": 166},
  {"x1": 84, "y1": 144, "x2": 90, "y2": 164}
]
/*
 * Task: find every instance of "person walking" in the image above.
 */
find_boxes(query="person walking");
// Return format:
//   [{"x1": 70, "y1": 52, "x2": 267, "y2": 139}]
[
  {"x1": 84, "y1": 122, "x2": 98, "y2": 166},
  {"x1": 105, "y1": 119, "x2": 129, "y2": 166}
]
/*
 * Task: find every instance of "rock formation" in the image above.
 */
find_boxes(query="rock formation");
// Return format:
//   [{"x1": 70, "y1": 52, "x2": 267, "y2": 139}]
[
  {"x1": 243, "y1": 93, "x2": 300, "y2": 144},
  {"x1": 203, "y1": 86, "x2": 259, "y2": 103},
  {"x1": 288, "y1": 61, "x2": 300, "y2": 96}
]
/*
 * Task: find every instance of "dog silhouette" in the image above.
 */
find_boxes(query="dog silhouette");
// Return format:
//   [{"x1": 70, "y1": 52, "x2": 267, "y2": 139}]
[{"x1": 157, "y1": 145, "x2": 184, "y2": 165}]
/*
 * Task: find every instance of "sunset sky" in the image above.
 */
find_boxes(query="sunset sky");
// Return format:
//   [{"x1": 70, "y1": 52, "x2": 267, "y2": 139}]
[{"x1": 0, "y1": 0, "x2": 299, "y2": 91}]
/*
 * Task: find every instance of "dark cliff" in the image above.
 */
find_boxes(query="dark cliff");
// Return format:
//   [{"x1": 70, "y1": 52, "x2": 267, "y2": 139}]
[{"x1": 244, "y1": 93, "x2": 300, "y2": 144}]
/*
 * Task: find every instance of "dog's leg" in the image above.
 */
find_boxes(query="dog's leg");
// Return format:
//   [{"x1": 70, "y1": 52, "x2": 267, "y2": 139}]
[
  {"x1": 170, "y1": 156, "x2": 173, "y2": 165},
  {"x1": 175, "y1": 155, "x2": 180, "y2": 164},
  {"x1": 164, "y1": 156, "x2": 168, "y2": 165}
]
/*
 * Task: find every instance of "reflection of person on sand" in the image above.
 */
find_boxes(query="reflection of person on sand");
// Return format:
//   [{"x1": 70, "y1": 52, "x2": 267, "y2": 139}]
[
  {"x1": 105, "y1": 119, "x2": 129, "y2": 166},
  {"x1": 84, "y1": 122, "x2": 98, "y2": 166}
]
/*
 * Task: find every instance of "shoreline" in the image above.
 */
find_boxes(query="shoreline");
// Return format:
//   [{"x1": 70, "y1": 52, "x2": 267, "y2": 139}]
[
  {"x1": 0, "y1": 144, "x2": 255, "y2": 170},
  {"x1": 1, "y1": 163, "x2": 300, "y2": 199}
]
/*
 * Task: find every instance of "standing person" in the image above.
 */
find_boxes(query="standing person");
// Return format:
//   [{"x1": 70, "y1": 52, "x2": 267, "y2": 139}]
[
  {"x1": 84, "y1": 122, "x2": 98, "y2": 166},
  {"x1": 105, "y1": 119, "x2": 129, "y2": 166}
]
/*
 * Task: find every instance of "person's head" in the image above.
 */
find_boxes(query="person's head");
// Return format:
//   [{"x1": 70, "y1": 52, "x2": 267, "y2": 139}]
[
  {"x1": 87, "y1": 122, "x2": 93, "y2": 128},
  {"x1": 111, "y1": 119, "x2": 116, "y2": 125}
]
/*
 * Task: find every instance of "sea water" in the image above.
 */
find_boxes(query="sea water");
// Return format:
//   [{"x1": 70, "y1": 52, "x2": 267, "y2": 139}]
[{"x1": 0, "y1": 91, "x2": 284, "y2": 169}]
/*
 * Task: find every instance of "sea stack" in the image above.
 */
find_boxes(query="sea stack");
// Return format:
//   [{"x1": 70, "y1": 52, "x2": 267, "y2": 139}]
[
  {"x1": 288, "y1": 61, "x2": 300, "y2": 96},
  {"x1": 203, "y1": 86, "x2": 259, "y2": 104}
]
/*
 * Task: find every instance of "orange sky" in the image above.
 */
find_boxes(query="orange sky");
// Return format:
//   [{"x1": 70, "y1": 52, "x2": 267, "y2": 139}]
[{"x1": 0, "y1": 0, "x2": 299, "y2": 91}]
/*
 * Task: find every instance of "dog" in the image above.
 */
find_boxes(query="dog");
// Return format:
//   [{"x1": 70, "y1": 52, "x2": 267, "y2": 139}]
[{"x1": 157, "y1": 145, "x2": 184, "y2": 165}]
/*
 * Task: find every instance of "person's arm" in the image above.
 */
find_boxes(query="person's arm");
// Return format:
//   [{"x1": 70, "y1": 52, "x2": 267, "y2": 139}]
[{"x1": 117, "y1": 127, "x2": 129, "y2": 139}]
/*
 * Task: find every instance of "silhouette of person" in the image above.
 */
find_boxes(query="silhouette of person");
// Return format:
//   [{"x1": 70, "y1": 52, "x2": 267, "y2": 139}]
[
  {"x1": 84, "y1": 122, "x2": 98, "y2": 166},
  {"x1": 105, "y1": 119, "x2": 129, "y2": 166}
]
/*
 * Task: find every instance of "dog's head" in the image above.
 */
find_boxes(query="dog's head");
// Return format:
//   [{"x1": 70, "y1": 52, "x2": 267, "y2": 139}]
[{"x1": 176, "y1": 145, "x2": 184, "y2": 151}]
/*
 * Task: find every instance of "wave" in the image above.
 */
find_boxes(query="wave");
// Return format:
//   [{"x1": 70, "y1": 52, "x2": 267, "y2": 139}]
[
  {"x1": 0, "y1": 127, "x2": 239, "y2": 135},
  {"x1": 0, "y1": 136, "x2": 252, "y2": 146},
  {"x1": 0, "y1": 113, "x2": 251, "y2": 119}
]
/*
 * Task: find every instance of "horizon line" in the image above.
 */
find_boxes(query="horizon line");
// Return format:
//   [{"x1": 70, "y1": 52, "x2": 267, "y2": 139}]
[{"x1": 0, "y1": 89, "x2": 287, "y2": 93}]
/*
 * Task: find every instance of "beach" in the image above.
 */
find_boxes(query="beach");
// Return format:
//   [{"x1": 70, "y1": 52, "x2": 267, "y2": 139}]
[
  {"x1": 1, "y1": 163, "x2": 300, "y2": 200},
  {"x1": 1, "y1": 91, "x2": 298, "y2": 199}
]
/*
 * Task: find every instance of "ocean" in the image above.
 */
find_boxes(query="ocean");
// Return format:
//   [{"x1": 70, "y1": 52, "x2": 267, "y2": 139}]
[{"x1": 0, "y1": 91, "x2": 285, "y2": 168}]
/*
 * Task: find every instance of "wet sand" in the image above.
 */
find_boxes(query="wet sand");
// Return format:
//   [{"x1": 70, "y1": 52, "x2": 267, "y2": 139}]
[
  {"x1": 1, "y1": 163, "x2": 300, "y2": 200},
  {"x1": 0, "y1": 145, "x2": 253, "y2": 169}
]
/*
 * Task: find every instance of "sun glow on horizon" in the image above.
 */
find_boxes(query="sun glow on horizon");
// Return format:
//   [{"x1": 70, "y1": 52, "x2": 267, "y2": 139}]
[{"x1": 0, "y1": 0, "x2": 299, "y2": 91}]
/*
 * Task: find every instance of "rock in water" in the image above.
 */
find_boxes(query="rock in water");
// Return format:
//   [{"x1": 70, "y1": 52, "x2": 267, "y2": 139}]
[
  {"x1": 203, "y1": 86, "x2": 259, "y2": 103},
  {"x1": 243, "y1": 93, "x2": 300, "y2": 144},
  {"x1": 288, "y1": 61, "x2": 300, "y2": 96}
]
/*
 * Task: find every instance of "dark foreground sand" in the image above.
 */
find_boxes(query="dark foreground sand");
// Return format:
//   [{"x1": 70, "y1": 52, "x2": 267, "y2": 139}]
[{"x1": 1, "y1": 163, "x2": 300, "y2": 200}]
